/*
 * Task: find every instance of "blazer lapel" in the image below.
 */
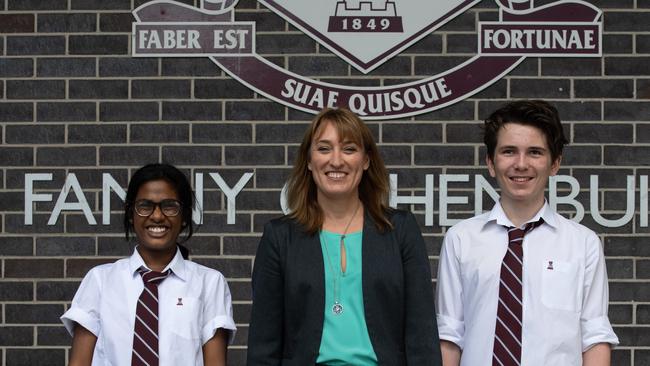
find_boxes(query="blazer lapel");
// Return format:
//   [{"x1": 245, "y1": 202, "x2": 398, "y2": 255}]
[
  {"x1": 300, "y1": 228, "x2": 325, "y2": 294},
  {"x1": 362, "y1": 212, "x2": 382, "y2": 268},
  {"x1": 291, "y1": 225, "x2": 326, "y2": 361}
]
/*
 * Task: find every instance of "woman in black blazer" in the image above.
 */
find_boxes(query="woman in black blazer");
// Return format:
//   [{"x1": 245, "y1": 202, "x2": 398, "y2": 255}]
[{"x1": 247, "y1": 108, "x2": 442, "y2": 366}]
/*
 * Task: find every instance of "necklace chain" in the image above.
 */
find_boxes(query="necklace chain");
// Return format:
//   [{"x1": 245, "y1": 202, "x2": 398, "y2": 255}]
[
  {"x1": 321, "y1": 201, "x2": 361, "y2": 315},
  {"x1": 339, "y1": 200, "x2": 360, "y2": 249}
]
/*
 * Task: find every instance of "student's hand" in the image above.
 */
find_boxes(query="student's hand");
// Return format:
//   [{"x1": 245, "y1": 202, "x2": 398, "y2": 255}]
[
  {"x1": 203, "y1": 328, "x2": 229, "y2": 366},
  {"x1": 583, "y1": 343, "x2": 611, "y2": 366},
  {"x1": 68, "y1": 324, "x2": 97, "y2": 366},
  {"x1": 440, "y1": 340, "x2": 461, "y2": 366}
]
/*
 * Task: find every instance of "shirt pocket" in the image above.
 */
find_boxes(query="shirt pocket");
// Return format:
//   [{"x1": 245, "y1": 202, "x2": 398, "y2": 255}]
[
  {"x1": 170, "y1": 296, "x2": 202, "y2": 340},
  {"x1": 540, "y1": 260, "x2": 580, "y2": 312}
]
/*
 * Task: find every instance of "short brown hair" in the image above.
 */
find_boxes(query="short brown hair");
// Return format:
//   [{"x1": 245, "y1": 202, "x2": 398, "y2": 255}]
[
  {"x1": 483, "y1": 100, "x2": 568, "y2": 162},
  {"x1": 286, "y1": 108, "x2": 392, "y2": 234}
]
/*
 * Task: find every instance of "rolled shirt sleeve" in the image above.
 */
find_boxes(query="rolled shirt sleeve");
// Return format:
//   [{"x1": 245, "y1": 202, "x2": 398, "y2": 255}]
[
  {"x1": 60, "y1": 268, "x2": 102, "y2": 337},
  {"x1": 580, "y1": 232, "x2": 619, "y2": 350},
  {"x1": 201, "y1": 272, "x2": 237, "y2": 345},
  {"x1": 436, "y1": 227, "x2": 466, "y2": 349}
]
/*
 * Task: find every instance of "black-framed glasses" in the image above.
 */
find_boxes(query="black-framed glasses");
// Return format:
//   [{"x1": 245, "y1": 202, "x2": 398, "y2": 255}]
[{"x1": 133, "y1": 199, "x2": 182, "y2": 217}]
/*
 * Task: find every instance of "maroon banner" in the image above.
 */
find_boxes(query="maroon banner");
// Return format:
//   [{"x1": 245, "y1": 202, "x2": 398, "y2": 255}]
[{"x1": 133, "y1": 0, "x2": 602, "y2": 119}]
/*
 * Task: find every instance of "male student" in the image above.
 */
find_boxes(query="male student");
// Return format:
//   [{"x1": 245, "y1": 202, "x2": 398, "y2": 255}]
[{"x1": 436, "y1": 100, "x2": 618, "y2": 366}]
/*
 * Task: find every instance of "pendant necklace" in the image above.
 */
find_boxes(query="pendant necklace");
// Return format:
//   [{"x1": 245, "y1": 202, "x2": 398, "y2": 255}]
[{"x1": 321, "y1": 201, "x2": 361, "y2": 316}]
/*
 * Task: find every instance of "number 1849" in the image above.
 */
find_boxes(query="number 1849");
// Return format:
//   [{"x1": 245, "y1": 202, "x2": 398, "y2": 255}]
[{"x1": 328, "y1": 16, "x2": 403, "y2": 33}]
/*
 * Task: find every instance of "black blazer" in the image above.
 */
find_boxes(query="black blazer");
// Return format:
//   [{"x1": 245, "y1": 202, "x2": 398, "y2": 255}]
[{"x1": 247, "y1": 209, "x2": 442, "y2": 366}]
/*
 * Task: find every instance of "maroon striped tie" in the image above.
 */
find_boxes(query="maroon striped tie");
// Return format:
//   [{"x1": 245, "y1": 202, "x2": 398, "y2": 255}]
[
  {"x1": 132, "y1": 267, "x2": 170, "y2": 366},
  {"x1": 492, "y1": 221, "x2": 542, "y2": 366}
]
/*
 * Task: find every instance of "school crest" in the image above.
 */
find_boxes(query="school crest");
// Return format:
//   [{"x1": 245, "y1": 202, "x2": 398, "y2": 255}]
[
  {"x1": 258, "y1": 0, "x2": 478, "y2": 73},
  {"x1": 133, "y1": 0, "x2": 603, "y2": 119}
]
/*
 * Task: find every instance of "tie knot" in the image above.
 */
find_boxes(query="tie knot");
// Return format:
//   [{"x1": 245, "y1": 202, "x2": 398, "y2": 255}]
[
  {"x1": 138, "y1": 267, "x2": 171, "y2": 285},
  {"x1": 506, "y1": 219, "x2": 543, "y2": 243},
  {"x1": 507, "y1": 227, "x2": 526, "y2": 243}
]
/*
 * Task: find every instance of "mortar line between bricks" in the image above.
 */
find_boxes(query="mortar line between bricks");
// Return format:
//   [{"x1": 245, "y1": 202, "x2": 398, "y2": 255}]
[{"x1": 0, "y1": 345, "x2": 69, "y2": 348}]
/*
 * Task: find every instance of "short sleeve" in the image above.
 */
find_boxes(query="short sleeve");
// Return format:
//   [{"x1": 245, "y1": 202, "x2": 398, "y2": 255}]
[
  {"x1": 580, "y1": 232, "x2": 619, "y2": 350},
  {"x1": 436, "y1": 227, "x2": 466, "y2": 348},
  {"x1": 60, "y1": 268, "x2": 103, "y2": 337},
  {"x1": 200, "y1": 272, "x2": 237, "y2": 345}
]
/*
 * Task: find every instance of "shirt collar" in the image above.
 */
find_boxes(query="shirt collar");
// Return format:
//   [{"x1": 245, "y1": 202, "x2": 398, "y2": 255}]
[
  {"x1": 485, "y1": 201, "x2": 558, "y2": 229},
  {"x1": 128, "y1": 246, "x2": 187, "y2": 281}
]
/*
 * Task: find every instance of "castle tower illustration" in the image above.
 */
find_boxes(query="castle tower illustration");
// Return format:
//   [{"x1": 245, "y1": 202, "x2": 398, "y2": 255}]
[
  {"x1": 328, "y1": 0, "x2": 403, "y2": 32},
  {"x1": 334, "y1": 0, "x2": 397, "y2": 17}
]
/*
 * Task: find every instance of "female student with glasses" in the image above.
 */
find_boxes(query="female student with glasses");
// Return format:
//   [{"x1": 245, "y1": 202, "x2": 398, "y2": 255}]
[{"x1": 61, "y1": 163, "x2": 236, "y2": 366}]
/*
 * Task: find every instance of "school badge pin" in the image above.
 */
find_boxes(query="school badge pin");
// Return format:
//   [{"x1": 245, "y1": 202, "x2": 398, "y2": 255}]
[{"x1": 133, "y1": 0, "x2": 603, "y2": 119}]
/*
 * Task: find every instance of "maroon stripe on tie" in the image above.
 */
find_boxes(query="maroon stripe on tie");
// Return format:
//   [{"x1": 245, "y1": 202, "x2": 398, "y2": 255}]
[
  {"x1": 137, "y1": 300, "x2": 158, "y2": 323},
  {"x1": 503, "y1": 252, "x2": 522, "y2": 274},
  {"x1": 132, "y1": 267, "x2": 170, "y2": 366},
  {"x1": 495, "y1": 316, "x2": 521, "y2": 352},
  {"x1": 496, "y1": 301, "x2": 520, "y2": 330},
  {"x1": 492, "y1": 221, "x2": 542, "y2": 366},
  {"x1": 498, "y1": 293, "x2": 521, "y2": 320},
  {"x1": 134, "y1": 319, "x2": 158, "y2": 343},
  {"x1": 493, "y1": 336, "x2": 520, "y2": 365},
  {"x1": 140, "y1": 286, "x2": 158, "y2": 305},
  {"x1": 133, "y1": 332, "x2": 158, "y2": 363},
  {"x1": 499, "y1": 263, "x2": 522, "y2": 298}
]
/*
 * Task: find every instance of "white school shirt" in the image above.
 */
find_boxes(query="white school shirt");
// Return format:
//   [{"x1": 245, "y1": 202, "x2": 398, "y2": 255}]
[
  {"x1": 61, "y1": 248, "x2": 236, "y2": 366},
  {"x1": 436, "y1": 202, "x2": 618, "y2": 366}
]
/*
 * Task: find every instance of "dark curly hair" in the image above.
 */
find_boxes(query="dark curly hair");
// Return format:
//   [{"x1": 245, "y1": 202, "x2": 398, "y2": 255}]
[{"x1": 483, "y1": 100, "x2": 568, "y2": 162}]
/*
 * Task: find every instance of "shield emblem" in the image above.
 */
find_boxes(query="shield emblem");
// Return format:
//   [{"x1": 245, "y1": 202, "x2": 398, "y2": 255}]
[{"x1": 258, "y1": 0, "x2": 480, "y2": 73}]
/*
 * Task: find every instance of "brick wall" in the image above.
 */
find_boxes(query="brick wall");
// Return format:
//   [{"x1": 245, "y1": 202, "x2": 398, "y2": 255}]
[{"x1": 1, "y1": 0, "x2": 649, "y2": 364}]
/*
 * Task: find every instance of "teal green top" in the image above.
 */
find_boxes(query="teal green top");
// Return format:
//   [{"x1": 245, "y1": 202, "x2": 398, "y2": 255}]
[{"x1": 317, "y1": 230, "x2": 378, "y2": 366}]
